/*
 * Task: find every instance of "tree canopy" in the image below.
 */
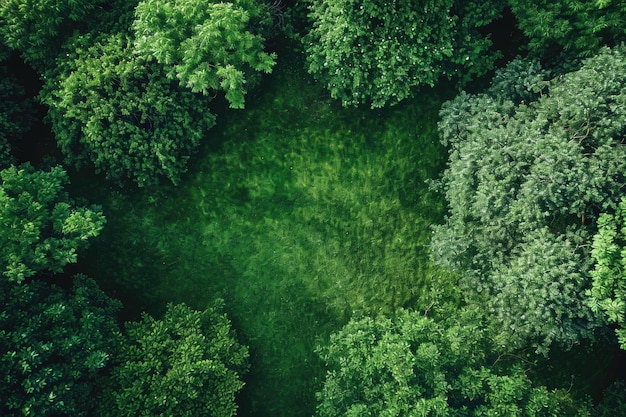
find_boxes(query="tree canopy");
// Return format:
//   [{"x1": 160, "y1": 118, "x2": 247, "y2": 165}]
[
  {"x1": 2, "y1": 1, "x2": 626, "y2": 415},
  {"x1": 99, "y1": 301, "x2": 249, "y2": 417},
  {"x1": 432, "y1": 46, "x2": 626, "y2": 354},
  {"x1": 0, "y1": 161, "x2": 250, "y2": 416},
  {"x1": 508, "y1": 0, "x2": 626, "y2": 57},
  {"x1": 315, "y1": 308, "x2": 582, "y2": 416},
  {"x1": 0, "y1": 0, "x2": 143, "y2": 72},
  {"x1": 0, "y1": 0, "x2": 100, "y2": 69},
  {"x1": 0, "y1": 164, "x2": 105, "y2": 283},
  {"x1": 589, "y1": 198, "x2": 626, "y2": 349},
  {"x1": 41, "y1": 33, "x2": 217, "y2": 187},
  {"x1": 303, "y1": 0, "x2": 505, "y2": 108},
  {"x1": 132, "y1": 0, "x2": 276, "y2": 109},
  {"x1": 0, "y1": 157, "x2": 117, "y2": 417},
  {"x1": 0, "y1": 275, "x2": 121, "y2": 417}
]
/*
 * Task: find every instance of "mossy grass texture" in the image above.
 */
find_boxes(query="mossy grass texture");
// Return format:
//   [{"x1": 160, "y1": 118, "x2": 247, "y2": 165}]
[{"x1": 79, "y1": 54, "x2": 452, "y2": 416}]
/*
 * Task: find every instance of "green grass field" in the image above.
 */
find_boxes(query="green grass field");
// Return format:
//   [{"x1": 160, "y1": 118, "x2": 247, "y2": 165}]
[{"x1": 80, "y1": 54, "x2": 454, "y2": 416}]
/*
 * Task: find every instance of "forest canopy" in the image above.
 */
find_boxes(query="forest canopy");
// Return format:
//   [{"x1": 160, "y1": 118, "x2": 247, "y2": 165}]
[
  {"x1": 303, "y1": 0, "x2": 505, "y2": 107},
  {"x1": 508, "y1": 0, "x2": 626, "y2": 57},
  {"x1": 1, "y1": 1, "x2": 626, "y2": 416},
  {"x1": 133, "y1": 0, "x2": 276, "y2": 109},
  {"x1": 97, "y1": 301, "x2": 249, "y2": 417},
  {"x1": 432, "y1": 46, "x2": 626, "y2": 354},
  {"x1": 589, "y1": 198, "x2": 626, "y2": 349},
  {"x1": 0, "y1": 275, "x2": 121, "y2": 417},
  {"x1": 315, "y1": 309, "x2": 585, "y2": 417},
  {"x1": 41, "y1": 33, "x2": 217, "y2": 187},
  {"x1": 0, "y1": 164, "x2": 105, "y2": 283}
]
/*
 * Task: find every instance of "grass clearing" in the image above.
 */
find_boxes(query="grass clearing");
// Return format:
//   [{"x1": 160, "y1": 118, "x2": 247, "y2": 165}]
[{"x1": 81, "y1": 56, "x2": 452, "y2": 416}]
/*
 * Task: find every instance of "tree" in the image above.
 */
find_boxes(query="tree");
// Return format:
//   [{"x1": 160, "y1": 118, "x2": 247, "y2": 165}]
[
  {"x1": 0, "y1": 0, "x2": 101, "y2": 70},
  {"x1": 431, "y1": 46, "x2": 626, "y2": 354},
  {"x1": 303, "y1": 0, "x2": 505, "y2": 108},
  {"x1": 99, "y1": 301, "x2": 249, "y2": 417},
  {"x1": 508, "y1": 0, "x2": 626, "y2": 58},
  {"x1": 0, "y1": 275, "x2": 121, "y2": 417},
  {"x1": 489, "y1": 228, "x2": 597, "y2": 352},
  {"x1": 588, "y1": 198, "x2": 626, "y2": 349},
  {"x1": 132, "y1": 0, "x2": 276, "y2": 109},
  {"x1": 0, "y1": 0, "x2": 142, "y2": 72},
  {"x1": 41, "y1": 33, "x2": 217, "y2": 187},
  {"x1": 315, "y1": 309, "x2": 582, "y2": 416},
  {"x1": 0, "y1": 164, "x2": 106, "y2": 283}
]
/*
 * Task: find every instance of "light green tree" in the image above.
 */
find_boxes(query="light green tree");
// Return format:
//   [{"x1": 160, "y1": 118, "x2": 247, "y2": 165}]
[
  {"x1": 588, "y1": 198, "x2": 626, "y2": 349},
  {"x1": 41, "y1": 33, "x2": 216, "y2": 187},
  {"x1": 0, "y1": 164, "x2": 105, "y2": 283},
  {"x1": 133, "y1": 0, "x2": 276, "y2": 109},
  {"x1": 315, "y1": 309, "x2": 583, "y2": 416},
  {"x1": 99, "y1": 301, "x2": 249, "y2": 417},
  {"x1": 303, "y1": 0, "x2": 505, "y2": 108}
]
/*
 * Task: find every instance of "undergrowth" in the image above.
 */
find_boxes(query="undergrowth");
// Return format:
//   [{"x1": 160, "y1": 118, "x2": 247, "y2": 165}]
[{"x1": 80, "y1": 55, "x2": 453, "y2": 417}]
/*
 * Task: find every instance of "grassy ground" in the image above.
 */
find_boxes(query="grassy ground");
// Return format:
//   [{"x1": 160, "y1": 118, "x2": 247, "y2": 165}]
[{"x1": 80, "y1": 54, "x2": 453, "y2": 416}]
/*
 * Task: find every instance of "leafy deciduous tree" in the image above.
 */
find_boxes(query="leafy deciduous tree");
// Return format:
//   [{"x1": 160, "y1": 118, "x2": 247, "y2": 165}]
[
  {"x1": 41, "y1": 33, "x2": 217, "y2": 187},
  {"x1": 508, "y1": 0, "x2": 626, "y2": 57},
  {"x1": 99, "y1": 301, "x2": 249, "y2": 417},
  {"x1": 0, "y1": 275, "x2": 121, "y2": 417},
  {"x1": 315, "y1": 309, "x2": 581, "y2": 416},
  {"x1": 0, "y1": 164, "x2": 105, "y2": 283},
  {"x1": 0, "y1": 0, "x2": 101, "y2": 70},
  {"x1": 432, "y1": 46, "x2": 626, "y2": 354},
  {"x1": 303, "y1": 0, "x2": 505, "y2": 108},
  {"x1": 133, "y1": 0, "x2": 276, "y2": 109}
]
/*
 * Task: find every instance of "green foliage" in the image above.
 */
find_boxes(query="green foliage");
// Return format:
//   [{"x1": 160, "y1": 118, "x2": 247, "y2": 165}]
[
  {"x1": 41, "y1": 33, "x2": 217, "y2": 187},
  {"x1": 99, "y1": 301, "x2": 249, "y2": 417},
  {"x1": 508, "y1": 0, "x2": 626, "y2": 57},
  {"x1": 0, "y1": 0, "x2": 142, "y2": 72},
  {"x1": 0, "y1": 164, "x2": 105, "y2": 283},
  {"x1": 315, "y1": 308, "x2": 581, "y2": 416},
  {"x1": 432, "y1": 46, "x2": 626, "y2": 354},
  {"x1": 489, "y1": 228, "x2": 595, "y2": 352},
  {"x1": 133, "y1": 0, "x2": 276, "y2": 109},
  {"x1": 588, "y1": 198, "x2": 626, "y2": 348},
  {"x1": 87, "y1": 0, "x2": 142, "y2": 38},
  {"x1": 303, "y1": 0, "x2": 505, "y2": 108},
  {"x1": 0, "y1": 0, "x2": 101, "y2": 70},
  {"x1": 0, "y1": 275, "x2": 121, "y2": 417},
  {"x1": 487, "y1": 57, "x2": 548, "y2": 104}
]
